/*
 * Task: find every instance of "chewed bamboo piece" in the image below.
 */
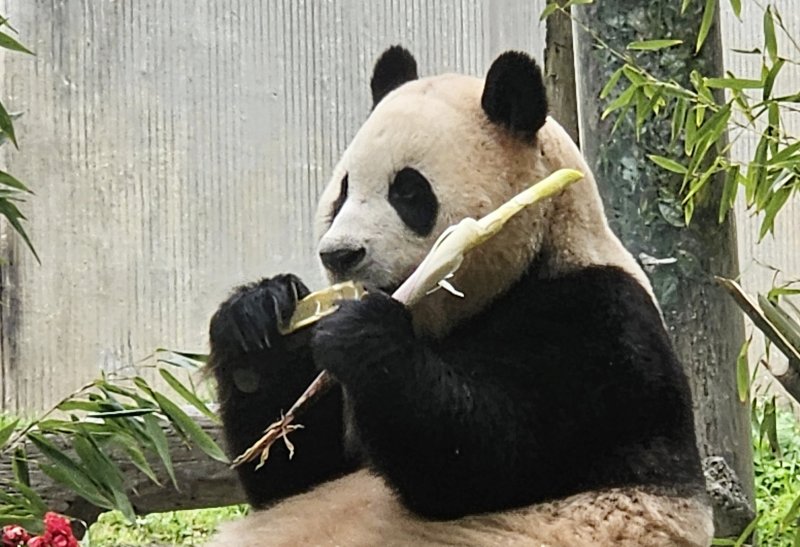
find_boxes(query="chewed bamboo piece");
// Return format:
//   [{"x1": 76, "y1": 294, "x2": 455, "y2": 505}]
[{"x1": 232, "y1": 168, "x2": 584, "y2": 469}]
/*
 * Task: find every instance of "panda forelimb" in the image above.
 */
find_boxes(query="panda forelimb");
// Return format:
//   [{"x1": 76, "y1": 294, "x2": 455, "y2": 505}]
[{"x1": 232, "y1": 168, "x2": 584, "y2": 469}]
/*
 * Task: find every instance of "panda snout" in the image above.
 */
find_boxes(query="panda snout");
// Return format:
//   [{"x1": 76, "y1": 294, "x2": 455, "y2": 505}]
[{"x1": 319, "y1": 246, "x2": 367, "y2": 276}]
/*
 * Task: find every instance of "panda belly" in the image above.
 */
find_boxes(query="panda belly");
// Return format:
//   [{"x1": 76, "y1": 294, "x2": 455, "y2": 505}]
[{"x1": 209, "y1": 470, "x2": 713, "y2": 547}]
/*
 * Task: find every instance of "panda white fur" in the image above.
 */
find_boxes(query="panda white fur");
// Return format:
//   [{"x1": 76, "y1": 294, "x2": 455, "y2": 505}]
[{"x1": 207, "y1": 46, "x2": 713, "y2": 546}]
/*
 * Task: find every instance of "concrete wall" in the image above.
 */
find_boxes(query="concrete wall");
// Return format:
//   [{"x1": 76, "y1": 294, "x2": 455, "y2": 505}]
[{"x1": 0, "y1": 0, "x2": 546, "y2": 411}]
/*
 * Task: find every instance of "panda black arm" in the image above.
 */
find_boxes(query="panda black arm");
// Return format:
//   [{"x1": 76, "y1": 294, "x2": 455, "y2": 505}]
[
  {"x1": 312, "y1": 266, "x2": 704, "y2": 519},
  {"x1": 208, "y1": 274, "x2": 354, "y2": 509}
]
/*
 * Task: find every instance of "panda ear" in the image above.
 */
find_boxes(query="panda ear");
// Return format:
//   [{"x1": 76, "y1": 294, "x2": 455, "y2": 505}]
[
  {"x1": 370, "y1": 45, "x2": 418, "y2": 108},
  {"x1": 481, "y1": 51, "x2": 548, "y2": 139}
]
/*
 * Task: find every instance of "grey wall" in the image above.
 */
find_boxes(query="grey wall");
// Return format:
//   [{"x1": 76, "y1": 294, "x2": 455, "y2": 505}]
[
  {"x1": 0, "y1": 0, "x2": 546, "y2": 411},
  {"x1": 1, "y1": 1, "x2": 798, "y2": 411}
]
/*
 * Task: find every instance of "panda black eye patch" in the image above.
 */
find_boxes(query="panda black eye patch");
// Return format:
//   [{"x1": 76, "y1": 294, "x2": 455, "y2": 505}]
[
  {"x1": 329, "y1": 174, "x2": 349, "y2": 221},
  {"x1": 388, "y1": 167, "x2": 438, "y2": 236}
]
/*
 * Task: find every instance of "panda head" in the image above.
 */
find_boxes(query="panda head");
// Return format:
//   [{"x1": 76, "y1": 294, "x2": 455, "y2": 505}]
[{"x1": 315, "y1": 46, "x2": 644, "y2": 336}]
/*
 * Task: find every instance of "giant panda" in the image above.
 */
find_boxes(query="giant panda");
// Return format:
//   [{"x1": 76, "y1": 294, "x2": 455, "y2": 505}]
[{"x1": 207, "y1": 46, "x2": 713, "y2": 546}]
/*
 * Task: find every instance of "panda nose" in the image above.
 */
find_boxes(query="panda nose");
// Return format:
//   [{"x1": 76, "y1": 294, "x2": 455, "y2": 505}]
[{"x1": 319, "y1": 247, "x2": 366, "y2": 275}]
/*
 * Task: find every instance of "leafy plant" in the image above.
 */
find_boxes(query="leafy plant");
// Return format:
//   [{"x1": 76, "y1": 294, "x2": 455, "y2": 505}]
[
  {"x1": 0, "y1": 351, "x2": 223, "y2": 530},
  {"x1": 0, "y1": 13, "x2": 37, "y2": 261},
  {"x1": 543, "y1": 0, "x2": 799, "y2": 237}
]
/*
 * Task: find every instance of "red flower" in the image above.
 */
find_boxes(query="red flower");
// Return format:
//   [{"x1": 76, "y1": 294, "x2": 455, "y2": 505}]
[
  {"x1": 2, "y1": 525, "x2": 31, "y2": 547},
  {"x1": 41, "y1": 513, "x2": 77, "y2": 547},
  {"x1": 25, "y1": 537, "x2": 51, "y2": 547}
]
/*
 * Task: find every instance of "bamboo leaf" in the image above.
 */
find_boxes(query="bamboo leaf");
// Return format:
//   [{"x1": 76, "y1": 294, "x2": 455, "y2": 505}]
[
  {"x1": 0, "y1": 100, "x2": 19, "y2": 149},
  {"x1": 0, "y1": 418, "x2": 19, "y2": 447},
  {"x1": 0, "y1": 170, "x2": 31, "y2": 193},
  {"x1": 717, "y1": 277, "x2": 800, "y2": 365},
  {"x1": 736, "y1": 338, "x2": 751, "y2": 403},
  {"x1": 111, "y1": 432, "x2": 162, "y2": 486},
  {"x1": 671, "y1": 98, "x2": 688, "y2": 144},
  {"x1": 539, "y1": 2, "x2": 559, "y2": 20},
  {"x1": 0, "y1": 199, "x2": 39, "y2": 263},
  {"x1": 729, "y1": 0, "x2": 741, "y2": 18},
  {"x1": 696, "y1": 0, "x2": 716, "y2": 53},
  {"x1": 627, "y1": 39, "x2": 683, "y2": 51},
  {"x1": 0, "y1": 30, "x2": 33, "y2": 55},
  {"x1": 648, "y1": 154, "x2": 687, "y2": 174},
  {"x1": 719, "y1": 165, "x2": 739, "y2": 223},
  {"x1": 759, "y1": 293, "x2": 800, "y2": 350},
  {"x1": 152, "y1": 391, "x2": 228, "y2": 463},
  {"x1": 12, "y1": 447, "x2": 29, "y2": 486},
  {"x1": 142, "y1": 412, "x2": 178, "y2": 489},
  {"x1": 87, "y1": 408, "x2": 158, "y2": 419},
  {"x1": 159, "y1": 368, "x2": 218, "y2": 423},
  {"x1": 762, "y1": 59, "x2": 785, "y2": 100},
  {"x1": 600, "y1": 67, "x2": 624, "y2": 100},
  {"x1": 704, "y1": 77, "x2": 762, "y2": 90},
  {"x1": 601, "y1": 84, "x2": 637, "y2": 120},
  {"x1": 763, "y1": 6, "x2": 778, "y2": 63},
  {"x1": 28, "y1": 433, "x2": 114, "y2": 508}
]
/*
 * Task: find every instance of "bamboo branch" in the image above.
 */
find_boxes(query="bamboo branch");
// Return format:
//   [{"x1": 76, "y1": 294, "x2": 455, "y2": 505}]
[{"x1": 233, "y1": 168, "x2": 584, "y2": 468}]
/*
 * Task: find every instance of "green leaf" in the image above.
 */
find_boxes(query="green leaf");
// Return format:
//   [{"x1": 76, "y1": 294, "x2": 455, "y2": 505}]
[
  {"x1": 783, "y1": 493, "x2": 800, "y2": 528},
  {"x1": 72, "y1": 433, "x2": 136, "y2": 521},
  {"x1": 12, "y1": 447, "x2": 30, "y2": 486},
  {"x1": 766, "y1": 287, "x2": 800, "y2": 301},
  {"x1": 600, "y1": 67, "x2": 624, "y2": 100},
  {"x1": 28, "y1": 433, "x2": 114, "y2": 508},
  {"x1": 87, "y1": 408, "x2": 158, "y2": 419},
  {"x1": 671, "y1": 98, "x2": 688, "y2": 144},
  {"x1": 601, "y1": 84, "x2": 637, "y2": 120},
  {"x1": 0, "y1": 30, "x2": 33, "y2": 55},
  {"x1": 159, "y1": 368, "x2": 218, "y2": 422},
  {"x1": 719, "y1": 165, "x2": 739, "y2": 223},
  {"x1": 0, "y1": 170, "x2": 31, "y2": 193},
  {"x1": 683, "y1": 195, "x2": 695, "y2": 225},
  {"x1": 110, "y1": 432, "x2": 161, "y2": 486},
  {"x1": 0, "y1": 418, "x2": 19, "y2": 447},
  {"x1": 539, "y1": 2, "x2": 559, "y2": 20},
  {"x1": 648, "y1": 155, "x2": 687, "y2": 174},
  {"x1": 758, "y1": 187, "x2": 790, "y2": 240},
  {"x1": 681, "y1": 0, "x2": 692, "y2": 14},
  {"x1": 0, "y1": 100, "x2": 19, "y2": 149},
  {"x1": 627, "y1": 39, "x2": 683, "y2": 51},
  {"x1": 747, "y1": 133, "x2": 770, "y2": 207},
  {"x1": 704, "y1": 77, "x2": 762, "y2": 90},
  {"x1": 142, "y1": 413, "x2": 178, "y2": 489},
  {"x1": 152, "y1": 390, "x2": 228, "y2": 463},
  {"x1": 736, "y1": 338, "x2": 751, "y2": 403},
  {"x1": 762, "y1": 397, "x2": 780, "y2": 456},
  {"x1": 728, "y1": 0, "x2": 741, "y2": 18},
  {"x1": 759, "y1": 293, "x2": 800, "y2": 350},
  {"x1": 14, "y1": 481, "x2": 48, "y2": 516},
  {"x1": 696, "y1": 0, "x2": 716, "y2": 53},
  {"x1": 762, "y1": 59, "x2": 785, "y2": 100},
  {"x1": 763, "y1": 6, "x2": 778, "y2": 63},
  {"x1": 0, "y1": 199, "x2": 39, "y2": 263},
  {"x1": 38, "y1": 463, "x2": 114, "y2": 509}
]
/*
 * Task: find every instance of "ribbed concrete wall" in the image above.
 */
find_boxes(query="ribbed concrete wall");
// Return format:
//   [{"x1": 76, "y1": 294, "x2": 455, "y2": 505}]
[
  {"x1": 0, "y1": 0, "x2": 546, "y2": 411},
  {"x1": 1, "y1": 1, "x2": 797, "y2": 411}
]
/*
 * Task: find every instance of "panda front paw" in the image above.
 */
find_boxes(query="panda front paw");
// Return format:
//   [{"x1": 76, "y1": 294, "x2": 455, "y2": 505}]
[
  {"x1": 311, "y1": 291, "x2": 415, "y2": 387},
  {"x1": 210, "y1": 273, "x2": 310, "y2": 356}
]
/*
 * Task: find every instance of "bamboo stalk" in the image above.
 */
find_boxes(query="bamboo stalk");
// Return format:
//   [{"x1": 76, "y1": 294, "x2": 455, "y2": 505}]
[{"x1": 232, "y1": 168, "x2": 584, "y2": 468}]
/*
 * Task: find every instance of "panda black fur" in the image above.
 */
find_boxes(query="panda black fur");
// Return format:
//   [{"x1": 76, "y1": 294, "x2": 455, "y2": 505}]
[{"x1": 207, "y1": 46, "x2": 713, "y2": 546}]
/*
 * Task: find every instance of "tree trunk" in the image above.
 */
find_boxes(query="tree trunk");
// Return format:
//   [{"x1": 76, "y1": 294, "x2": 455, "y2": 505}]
[
  {"x1": 572, "y1": 1, "x2": 755, "y2": 537},
  {"x1": 544, "y1": 6, "x2": 580, "y2": 145}
]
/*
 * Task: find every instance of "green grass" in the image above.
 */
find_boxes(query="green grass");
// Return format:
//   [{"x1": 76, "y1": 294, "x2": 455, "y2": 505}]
[
  {"x1": 85, "y1": 505, "x2": 247, "y2": 546},
  {"x1": 752, "y1": 409, "x2": 800, "y2": 546}
]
